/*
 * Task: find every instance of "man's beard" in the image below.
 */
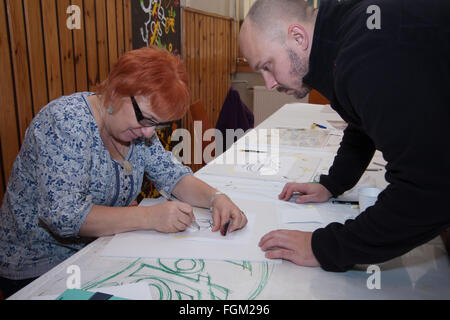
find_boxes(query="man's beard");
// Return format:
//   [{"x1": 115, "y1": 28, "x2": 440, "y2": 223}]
[{"x1": 276, "y1": 49, "x2": 311, "y2": 99}]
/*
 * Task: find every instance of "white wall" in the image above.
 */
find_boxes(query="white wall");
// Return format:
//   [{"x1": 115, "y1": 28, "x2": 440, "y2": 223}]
[{"x1": 240, "y1": 0, "x2": 256, "y2": 20}]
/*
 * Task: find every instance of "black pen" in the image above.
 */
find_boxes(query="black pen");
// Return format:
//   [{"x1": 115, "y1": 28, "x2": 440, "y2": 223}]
[
  {"x1": 221, "y1": 221, "x2": 231, "y2": 236},
  {"x1": 239, "y1": 149, "x2": 267, "y2": 153},
  {"x1": 373, "y1": 162, "x2": 386, "y2": 167},
  {"x1": 332, "y1": 200, "x2": 359, "y2": 205}
]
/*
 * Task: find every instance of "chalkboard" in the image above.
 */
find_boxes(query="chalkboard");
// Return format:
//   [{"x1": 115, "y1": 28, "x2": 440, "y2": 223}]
[{"x1": 131, "y1": 0, "x2": 181, "y2": 55}]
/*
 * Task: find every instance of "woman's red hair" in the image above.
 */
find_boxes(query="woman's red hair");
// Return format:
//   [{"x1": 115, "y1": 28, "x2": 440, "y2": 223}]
[{"x1": 97, "y1": 46, "x2": 190, "y2": 120}]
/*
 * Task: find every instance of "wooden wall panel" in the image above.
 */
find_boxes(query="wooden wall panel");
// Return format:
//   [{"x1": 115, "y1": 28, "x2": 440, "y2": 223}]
[
  {"x1": 0, "y1": 0, "x2": 20, "y2": 200},
  {"x1": 58, "y1": 0, "x2": 76, "y2": 95},
  {"x1": 6, "y1": 0, "x2": 33, "y2": 142},
  {"x1": 116, "y1": 0, "x2": 125, "y2": 57},
  {"x1": 0, "y1": 0, "x2": 131, "y2": 203},
  {"x1": 123, "y1": 0, "x2": 133, "y2": 52},
  {"x1": 106, "y1": 0, "x2": 118, "y2": 70},
  {"x1": 24, "y1": 0, "x2": 48, "y2": 115},
  {"x1": 42, "y1": 0, "x2": 62, "y2": 101},
  {"x1": 181, "y1": 8, "x2": 235, "y2": 172},
  {"x1": 72, "y1": 0, "x2": 88, "y2": 93},
  {"x1": 84, "y1": 0, "x2": 98, "y2": 91},
  {"x1": 96, "y1": 0, "x2": 109, "y2": 82}
]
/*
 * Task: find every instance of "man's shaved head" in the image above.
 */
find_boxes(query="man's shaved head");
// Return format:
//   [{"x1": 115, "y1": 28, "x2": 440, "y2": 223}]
[
  {"x1": 245, "y1": 0, "x2": 314, "y2": 42},
  {"x1": 239, "y1": 0, "x2": 318, "y2": 100}
]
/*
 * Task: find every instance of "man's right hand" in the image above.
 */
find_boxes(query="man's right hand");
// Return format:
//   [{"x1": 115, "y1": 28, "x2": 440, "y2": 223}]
[{"x1": 278, "y1": 182, "x2": 332, "y2": 204}]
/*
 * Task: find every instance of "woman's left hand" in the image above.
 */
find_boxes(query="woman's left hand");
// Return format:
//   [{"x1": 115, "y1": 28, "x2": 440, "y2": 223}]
[{"x1": 210, "y1": 194, "x2": 248, "y2": 235}]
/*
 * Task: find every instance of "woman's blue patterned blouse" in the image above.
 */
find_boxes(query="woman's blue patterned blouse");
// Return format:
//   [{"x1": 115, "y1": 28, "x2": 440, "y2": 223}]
[{"x1": 0, "y1": 92, "x2": 192, "y2": 280}]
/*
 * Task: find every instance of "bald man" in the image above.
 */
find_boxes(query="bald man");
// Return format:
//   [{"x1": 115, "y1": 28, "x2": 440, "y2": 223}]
[{"x1": 240, "y1": 0, "x2": 450, "y2": 272}]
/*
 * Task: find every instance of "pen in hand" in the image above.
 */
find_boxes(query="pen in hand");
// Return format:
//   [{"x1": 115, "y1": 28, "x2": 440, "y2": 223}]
[
  {"x1": 159, "y1": 190, "x2": 200, "y2": 230},
  {"x1": 221, "y1": 221, "x2": 231, "y2": 236}
]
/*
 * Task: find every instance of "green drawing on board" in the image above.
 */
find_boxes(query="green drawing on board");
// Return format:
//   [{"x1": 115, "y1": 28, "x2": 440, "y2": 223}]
[{"x1": 82, "y1": 258, "x2": 273, "y2": 300}]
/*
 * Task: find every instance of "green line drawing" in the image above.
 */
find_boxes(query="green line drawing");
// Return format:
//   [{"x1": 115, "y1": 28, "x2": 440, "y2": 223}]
[{"x1": 82, "y1": 258, "x2": 273, "y2": 300}]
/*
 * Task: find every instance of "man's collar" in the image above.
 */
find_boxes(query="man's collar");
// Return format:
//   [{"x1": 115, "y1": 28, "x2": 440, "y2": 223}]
[{"x1": 303, "y1": 0, "x2": 341, "y2": 101}]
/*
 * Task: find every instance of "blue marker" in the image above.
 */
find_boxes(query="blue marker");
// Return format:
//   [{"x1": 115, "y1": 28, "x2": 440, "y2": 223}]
[{"x1": 313, "y1": 123, "x2": 327, "y2": 129}]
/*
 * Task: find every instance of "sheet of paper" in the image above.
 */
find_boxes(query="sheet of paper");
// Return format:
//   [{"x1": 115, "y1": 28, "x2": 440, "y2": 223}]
[
  {"x1": 312, "y1": 201, "x2": 360, "y2": 225},
  {"x1": 169, "y1": 208, "x2": 255, "y2": 244},
  {"x1": 138, "y1": 199, "x2": 254, "y2": 244},
  {"x1": 269, "y1": 127, "x2": 331, "y2": 149},
  {"x1": 276, "y1": 201, "x2": 324, "y2": 224},
  {"x1": 326, "y1": 120, "x2": 348, "y2": 131},
  {"x1": 320, "y1": 105, "x2": 335, "y2": 113},
  {"x1": 101, "y1": 199, "x2": 280, "y2": 263},
  {"x1": 200, "y1": 151, "x2": 321, "y2": 183},
  {"x1": 195, "y1": 173, "x2": 285, "y2": 202}
]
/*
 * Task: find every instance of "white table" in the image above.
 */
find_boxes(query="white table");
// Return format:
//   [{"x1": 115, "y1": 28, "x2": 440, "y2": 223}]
[{"x1": 9, "y1": 103, "x2": 450, "y2": 300}]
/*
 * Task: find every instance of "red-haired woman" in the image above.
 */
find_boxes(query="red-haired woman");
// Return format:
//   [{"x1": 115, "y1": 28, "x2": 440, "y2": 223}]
[{"x1": 0, "y1": 46, "x2": 247, "y2": 298}]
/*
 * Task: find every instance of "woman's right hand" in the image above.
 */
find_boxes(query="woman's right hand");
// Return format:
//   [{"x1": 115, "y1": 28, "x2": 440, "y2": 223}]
[
  {"x1": 145, "y1": 201, "x2": 195, "y2": 233},
  {"x1": 278, "y1": 183, "x2": 332, "y2": 204}
]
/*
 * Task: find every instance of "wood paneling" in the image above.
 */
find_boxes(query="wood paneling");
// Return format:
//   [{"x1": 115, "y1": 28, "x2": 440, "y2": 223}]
[
  {"x1": 106, "y1": 0, "x2": 118, "y2": 70},
  {"x1": 58, "y1": 0, "x2": 76, "y2": 95},
  {"x1": 181, "y1": 8, "x2": 235, "y2": 172},
  {"x1": 0, "y1": 0, "x2": 20, "y2": 200},
  {"x1": 42, "y1": 0, "x2": 62, "y2": 101},
  {"x1": 123, "y1": 0, "x2": 132, "y2": 52},
  {"x1": 72, "y1": 0, "x2": 88, "y2": 93},
  {"x1": 23, "y1": 0, "x2": 49, "y2": 115},
  {"x1": 0, "y1": 0, "x2": 132, "y2": 203},
  {"x1": 84, "y1": 0, "x2": 98, "y2": 91},
  {"x1": 96, "y1": 0, "x2": 109, "y2": 82},
  {"x1": 6, "y1": 0, "x2": 33, "y2": 142},
  {"x1": 116, "y1": 0, "x2": 125, "y2": 57}
]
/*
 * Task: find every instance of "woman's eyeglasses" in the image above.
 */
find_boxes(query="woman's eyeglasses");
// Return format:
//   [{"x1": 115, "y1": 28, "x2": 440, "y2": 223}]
[{"x1": 130, "y1": 96, "x2": 172, "y2": 128}]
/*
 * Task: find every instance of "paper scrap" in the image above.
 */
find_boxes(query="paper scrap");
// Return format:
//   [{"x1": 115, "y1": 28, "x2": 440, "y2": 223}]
[{"x1": 277, "y1": 201, "x2": 324, "y2": 224}]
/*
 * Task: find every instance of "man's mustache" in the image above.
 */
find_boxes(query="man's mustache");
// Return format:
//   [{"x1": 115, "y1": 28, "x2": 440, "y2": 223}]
[{"x1": 276, "y1": 86, "x2": 290, "y2": 93}]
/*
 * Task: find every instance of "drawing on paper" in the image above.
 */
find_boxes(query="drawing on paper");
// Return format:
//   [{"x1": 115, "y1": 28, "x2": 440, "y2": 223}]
[
  {"x1": 168, "y1": 209, "x2": 255, "y2": 244},
  {"x1": 236, "y1": 156, "x2": 279, "y2": 176},
  {"x1": 201, "y1": 152, "x2": 321, "y2": 183},
  {"x1": 270, "y1": 128, "x2": 330, "y2": 148},
  {"x1": 82, "y1": 258, "x2": 274, "y2": 300},
  {"x1": 194, "y1": 218, "x2": 214, "y2": 231}
]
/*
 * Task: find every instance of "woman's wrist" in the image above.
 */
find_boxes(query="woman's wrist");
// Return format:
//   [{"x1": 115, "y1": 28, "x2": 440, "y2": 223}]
[
  {"x1": 209, "y1": 191, "x2": 226, "y2": 210},
  {"x1": 138, "y1": 205, "x2": 155, "y2": 230}
]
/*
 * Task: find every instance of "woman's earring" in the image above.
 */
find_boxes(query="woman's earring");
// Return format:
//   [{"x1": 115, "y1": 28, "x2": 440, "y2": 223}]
[{"x1": 106, "y1": 106, "x2": 114, "y2": 115}]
